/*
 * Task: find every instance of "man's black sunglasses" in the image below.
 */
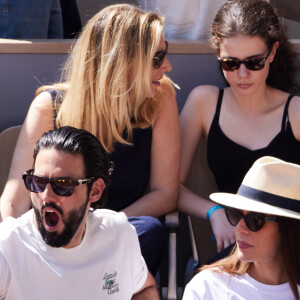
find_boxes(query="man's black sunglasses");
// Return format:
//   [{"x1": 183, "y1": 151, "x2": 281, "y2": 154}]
[
  {"x1": 225, "y1": 207, "x2": 278, "y2": 232},
  {"x1": 23, "y1": 169, "x2": 95, "y2": 197},
  {"x1": 153, "y1": 41, "x2": 168, "y2": 69},
  {"x1": 218, "y1": 48, "x2": 272, "y2": 72}
]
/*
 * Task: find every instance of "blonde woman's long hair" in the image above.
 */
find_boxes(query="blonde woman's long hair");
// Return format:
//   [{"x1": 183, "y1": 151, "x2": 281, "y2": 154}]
[{"x1": 38, "y1": 4, "x2": 173, "y2": 152}]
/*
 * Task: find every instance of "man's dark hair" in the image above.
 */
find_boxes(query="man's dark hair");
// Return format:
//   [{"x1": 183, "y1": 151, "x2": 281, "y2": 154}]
[{"x1": 33, "y1": 126, "x2": 109, "y2": 208}]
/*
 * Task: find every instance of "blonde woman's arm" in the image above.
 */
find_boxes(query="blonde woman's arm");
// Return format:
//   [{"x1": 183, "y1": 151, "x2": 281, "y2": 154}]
[
  {"x1": 122, "y1": 82, "x2": 180, "y2": 217},
  {"x1": 178, "y1": 85, "x2": 235, "y2": 252},
  {"x1": 0, "y1": 92, "x2": 54, "y2": 221}
]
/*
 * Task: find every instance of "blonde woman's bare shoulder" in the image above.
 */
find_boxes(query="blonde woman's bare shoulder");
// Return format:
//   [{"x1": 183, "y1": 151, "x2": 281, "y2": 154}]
[
  {"x1": 31, "y1": 90, "x2": 53, "y2": 109},
  {"x1": 24, "y1": 90, "x2": 56, "y2": 127}
]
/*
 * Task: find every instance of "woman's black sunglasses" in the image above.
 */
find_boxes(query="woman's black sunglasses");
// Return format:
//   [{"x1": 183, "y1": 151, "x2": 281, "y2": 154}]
[
  {"x1": 225, "y1": 207, "x2": 278, "y2": 232},
  {"x1": 153, "y1": 41, "x2": 168, "y2": 69},
  {"x1": 22, "y1": 169, "x2": 95, "y2": 197},
  {"x1": 218, "y1": 48, "x2": 272, "y2": 72}
]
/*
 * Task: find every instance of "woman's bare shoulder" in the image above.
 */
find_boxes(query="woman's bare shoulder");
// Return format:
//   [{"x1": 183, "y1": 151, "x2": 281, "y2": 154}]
[
  {"x1": 288, "y1": 94, "x2": 300, "y2": 116},
  {"x1": 23, "y1": 90, "x2": 56, "y2": 128},
  {"x1": 31, "y1": 90, "x2": 53, "y2": 108},
  {"x1": 188, "y1": 85, "x2": 220, "y2": 102},
  {"x1": 288, "y1": 95, "x2": 300, "y2": 139},
  {"x1": 289, "y1": 96, "x2": 300, "y2": 119},
  {"x1": 289, "y1": 94, "x2": 300, "y2": 105},
  {"x1": 182, "y1": 85, "x2": 220, "y2": 118}
]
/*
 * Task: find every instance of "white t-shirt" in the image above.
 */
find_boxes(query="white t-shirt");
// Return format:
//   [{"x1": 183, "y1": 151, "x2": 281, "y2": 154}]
[
  {"x1": 138, "y1": 0, "x2": 227, "y2": 40},
  {"x1": 183, "y1": 268, "x2": 300, "y2": 300},
  {"x1": 0, "y1": 209, "x2": 148, "y2": 300}
]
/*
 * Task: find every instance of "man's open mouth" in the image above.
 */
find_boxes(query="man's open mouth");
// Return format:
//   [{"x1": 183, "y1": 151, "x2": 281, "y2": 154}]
[{"x1": 44, "y1": 209, "x2": 60, "y2": 230}]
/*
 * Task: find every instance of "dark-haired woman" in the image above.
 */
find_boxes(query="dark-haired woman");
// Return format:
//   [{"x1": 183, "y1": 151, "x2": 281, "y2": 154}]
[{"x1": 178, "y1": 0, "x2": 300, "y2": 253}]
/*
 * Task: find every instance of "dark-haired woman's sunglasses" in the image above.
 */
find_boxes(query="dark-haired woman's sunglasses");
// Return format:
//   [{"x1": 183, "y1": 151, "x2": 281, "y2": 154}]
[
  {"x1": 225, "y1": 207, "x2": 278, "y2": 232},
  {"x1": 23, "y1": 169, "x2": 94, "y2": 197},
  {"x1": 218, "y1": 48, "x2": 272, "y2": 72},
  {"x1": 153, "y1": 41, "x2": 168, "y2": 69}
]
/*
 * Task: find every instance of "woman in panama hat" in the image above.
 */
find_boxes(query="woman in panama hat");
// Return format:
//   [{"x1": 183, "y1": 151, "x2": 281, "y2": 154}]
[{"x1": 183, "y1": 156, "x2": 300, "y2": 300}]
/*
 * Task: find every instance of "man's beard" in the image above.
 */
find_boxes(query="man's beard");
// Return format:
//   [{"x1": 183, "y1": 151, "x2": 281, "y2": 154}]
[{"x1": 33, "y1": 198, "x2": 89, "y2": 248}]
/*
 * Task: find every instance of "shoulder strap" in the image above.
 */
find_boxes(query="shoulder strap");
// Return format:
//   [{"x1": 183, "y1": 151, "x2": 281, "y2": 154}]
[
  {"x1": 215, "y1": 89, "x2": 224, "y2": 120},
  {"x1": 45, "y1": 89, "x2": 64, "y2": 130},
  {"x1": 281, "y1": 94, "x2": 295, "y2": 131}
]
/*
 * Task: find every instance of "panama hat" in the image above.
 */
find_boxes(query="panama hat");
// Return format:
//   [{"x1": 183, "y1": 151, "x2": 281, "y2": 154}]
[{"x1": 210, "y1": 156, "x2": 300, "y2": 220}]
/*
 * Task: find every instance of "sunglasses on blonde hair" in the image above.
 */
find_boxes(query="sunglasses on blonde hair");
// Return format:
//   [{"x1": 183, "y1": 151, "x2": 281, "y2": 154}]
[
  {"x1": 218, "y1": 48, "x2": 272, "y2": 72},
  {"x1": 153, "y1": 41, "x2": 168, "y2": 69},
  {"x1": 23, "y1": 169, "x2": 95, "y2": 197},
  {"x1": 225, "y1": 207, "x2": 278, "y2": 232}
]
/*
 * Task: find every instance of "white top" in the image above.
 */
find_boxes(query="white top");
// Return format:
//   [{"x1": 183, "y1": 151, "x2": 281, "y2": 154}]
[
  {"x1": 0, "y1": 209, "x2": 148, "y2": 300},
  {"x1": 183, "y1": 268, "x2": 300, "y2": 300},
  {"x1": 138, "y1": 0, "x2": 227, "y2": 39}
]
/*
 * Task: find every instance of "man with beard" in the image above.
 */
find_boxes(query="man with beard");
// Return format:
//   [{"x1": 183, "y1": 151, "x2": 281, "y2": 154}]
[{"x1": 0, "y1": 126, "x2": 159, "y2": 300}]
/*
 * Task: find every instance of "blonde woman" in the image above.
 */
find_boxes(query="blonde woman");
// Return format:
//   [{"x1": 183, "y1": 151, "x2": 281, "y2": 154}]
[{"x1": 0, "y1": 4, "x2": 180, "y2": 275}]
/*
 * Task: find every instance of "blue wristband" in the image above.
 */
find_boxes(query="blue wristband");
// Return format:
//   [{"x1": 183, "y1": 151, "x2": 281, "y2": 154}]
[{"x1": 206, "y1": 205, "x2": 223, "y2": 220}]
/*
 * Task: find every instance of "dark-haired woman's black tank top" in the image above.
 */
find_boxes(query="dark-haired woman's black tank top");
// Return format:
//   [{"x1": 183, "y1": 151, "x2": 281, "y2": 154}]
[{"x1": 207, "y1": 89, "x2": 300, "y2": 193}]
